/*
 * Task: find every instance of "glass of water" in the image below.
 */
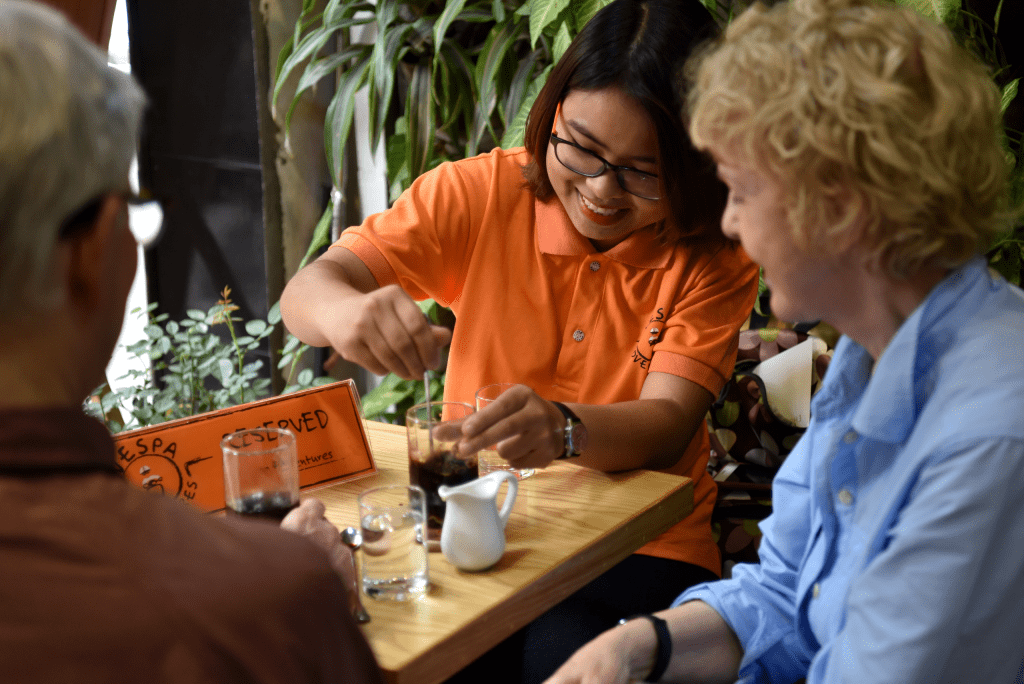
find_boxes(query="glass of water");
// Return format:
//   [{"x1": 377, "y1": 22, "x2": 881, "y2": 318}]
[
  {"x1": 357, "y1": 484, "x2": 430, "y2": 600},
  {"x1": 474, "y1": 383, "x2": 535, "y2": 479}
]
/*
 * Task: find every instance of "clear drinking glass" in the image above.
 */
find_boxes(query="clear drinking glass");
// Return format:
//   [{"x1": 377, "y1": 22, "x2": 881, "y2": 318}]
[
  {"x1": 357, "y1": 484, "x2": 430, "y2": 600},
  {"x1": 221, "y1": 427, "x2": 300, "y2": 521},
  {"x1": 474, "y1": 383, "x2": 535, "y2": 480},
  {"x1": 406, "y1": 401, "x2": 478, "y2": 542}
]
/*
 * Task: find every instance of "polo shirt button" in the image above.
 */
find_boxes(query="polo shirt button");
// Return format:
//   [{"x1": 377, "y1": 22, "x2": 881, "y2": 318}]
[
  {"x1": 573, "y1": 329, "x2": 585, "y2": 342},
  {"x1": 590, "y1": 261, "x2": 600, "y2": 272},
  {"x1": 838, "y1": 489, "x2": 854, "y2": 506},
  {"x1": 843, "y1": 430, "x2": 857, "y2": 444},
  {"x1": 812, "y1": 582, "x2": 821, "y2": 599}
]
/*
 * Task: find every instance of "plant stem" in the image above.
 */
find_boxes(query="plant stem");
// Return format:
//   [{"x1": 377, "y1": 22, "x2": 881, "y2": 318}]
[{"x1": 223, "y1": 311, "x2": 246, "y2": 404}]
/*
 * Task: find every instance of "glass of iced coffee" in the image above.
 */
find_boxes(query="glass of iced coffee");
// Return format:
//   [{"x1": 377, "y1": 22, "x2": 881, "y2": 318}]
[{"x1": 405, "y1": 401, "x2": 477, "y2": 543}]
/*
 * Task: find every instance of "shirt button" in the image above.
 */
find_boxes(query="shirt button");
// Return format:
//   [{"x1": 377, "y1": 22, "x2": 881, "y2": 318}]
[
  {"x1": 573, "y1": 329, "x2": 585, "y2": 342},
  {"x1": 812, "y1": 583, "x2": 821, "y2": 599},
  {"x1": 590, "y1": 261, "x2": 600, "y2": 272},
  {"x1": 843, "y1": 430, "x2": 857, "y2": 444},
  {"x1": 838, "y1": 488, "x2": 854, "y2": 506}
]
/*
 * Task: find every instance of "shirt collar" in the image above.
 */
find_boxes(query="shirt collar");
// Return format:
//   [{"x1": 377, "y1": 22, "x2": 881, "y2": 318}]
[
  {"x1": 534, "y1": 197, "x2": 672, "y2": 269},
  {"x1": 813, "y1": 257, "x2": 990, "y2": 443},
  {"x1": 0, "y1": 407, "x2": 118, "y2": 471}
]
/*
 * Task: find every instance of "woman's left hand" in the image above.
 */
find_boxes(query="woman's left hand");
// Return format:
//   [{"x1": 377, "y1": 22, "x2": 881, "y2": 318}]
[{"x1": 454, "y1": 384, "x2": 567, "y2": 470}]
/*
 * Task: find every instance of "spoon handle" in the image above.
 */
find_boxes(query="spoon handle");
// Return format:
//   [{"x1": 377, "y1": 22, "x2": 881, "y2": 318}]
[{"x1": 340, "y1": 528, "x2": 371, "y2": 624}]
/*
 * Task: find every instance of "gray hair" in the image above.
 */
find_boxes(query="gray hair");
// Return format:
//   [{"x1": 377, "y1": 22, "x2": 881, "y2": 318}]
[{"x1": 0, "y1": 0, "x2": 146, "y2": 315}]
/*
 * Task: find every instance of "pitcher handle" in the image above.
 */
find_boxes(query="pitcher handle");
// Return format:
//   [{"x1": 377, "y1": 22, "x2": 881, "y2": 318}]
[{"x1": 494, "y1": 470, "x2": 519, "y2": 527}]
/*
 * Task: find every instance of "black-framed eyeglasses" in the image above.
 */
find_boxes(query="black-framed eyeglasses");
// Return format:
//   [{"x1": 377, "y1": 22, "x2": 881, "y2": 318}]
[
  {"x1": 549, "y1": 133, "x2": 661, "y2": 201},
  {"x1": 58, "y1": 190, "x2": 165, "y2": 247}
]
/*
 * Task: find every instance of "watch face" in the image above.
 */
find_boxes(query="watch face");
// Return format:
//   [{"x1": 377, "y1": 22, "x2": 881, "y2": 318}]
[{"x1": 569, "y1": 423, "x2": 588, "y2": 454}]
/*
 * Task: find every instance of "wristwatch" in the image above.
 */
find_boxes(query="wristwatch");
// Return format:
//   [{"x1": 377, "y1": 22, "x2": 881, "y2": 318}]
[{"x1": 552, "y1": 402, "x2": 588, "y2": 459}]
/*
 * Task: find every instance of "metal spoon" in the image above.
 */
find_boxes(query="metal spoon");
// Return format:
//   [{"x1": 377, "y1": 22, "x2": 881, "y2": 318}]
[{"x1": 340, "y1": 526, "x2": 371, "y2": 624}]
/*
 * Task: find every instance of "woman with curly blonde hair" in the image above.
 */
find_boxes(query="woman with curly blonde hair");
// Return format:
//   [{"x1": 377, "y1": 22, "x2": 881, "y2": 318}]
[{"x1": 545, "y1": 1, "x2": 1024, "y2": 682}]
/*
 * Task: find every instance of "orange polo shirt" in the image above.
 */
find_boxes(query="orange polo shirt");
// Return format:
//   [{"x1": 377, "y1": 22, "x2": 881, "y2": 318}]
[{"x1": 335, "y1": 147, "x2": 758, "y2": 575}]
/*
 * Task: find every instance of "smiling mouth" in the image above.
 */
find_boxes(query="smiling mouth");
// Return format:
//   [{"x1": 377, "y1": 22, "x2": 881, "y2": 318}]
[
  {"x1": 577, "y1": 191, "x2": 627, "y2": 226},
  {"x1": 580, "y1": 194, "x2": 619, "y2": 216},
  {"x1": 581, "y1": 192, "x2": 618, "y2": 216}
]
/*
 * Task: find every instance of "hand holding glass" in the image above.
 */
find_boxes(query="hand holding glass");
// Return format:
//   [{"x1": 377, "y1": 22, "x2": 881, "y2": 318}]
[{"x1": 474, "y1": 383, "x2": 535, "y2": 479}]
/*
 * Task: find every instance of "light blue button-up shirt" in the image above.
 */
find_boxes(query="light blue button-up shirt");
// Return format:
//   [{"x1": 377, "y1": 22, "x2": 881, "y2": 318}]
[{"x1": 676, "y1": 258, "x2": 1024, "y2": 683}]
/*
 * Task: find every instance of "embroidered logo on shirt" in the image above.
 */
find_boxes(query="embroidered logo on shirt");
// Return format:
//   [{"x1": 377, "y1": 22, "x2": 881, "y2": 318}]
[{"x1": 631, "y1": 307, "x2": 666, "y2": 369}]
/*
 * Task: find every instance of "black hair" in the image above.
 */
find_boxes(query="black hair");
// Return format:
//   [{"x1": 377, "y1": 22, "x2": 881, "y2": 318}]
[{"x1": 522, "y1": 0, "x2": 725, "y2": 244}]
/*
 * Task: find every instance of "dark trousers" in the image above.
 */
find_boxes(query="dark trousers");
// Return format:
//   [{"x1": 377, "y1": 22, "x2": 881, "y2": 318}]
[{"x1": 446, "y1": 553, "x2": 718, "y2": 684}]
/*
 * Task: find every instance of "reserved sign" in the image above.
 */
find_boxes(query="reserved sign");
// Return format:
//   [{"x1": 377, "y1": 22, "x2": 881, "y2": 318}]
[{"x1": 112, "y1": 380, "x2": 376, "y2": 512}]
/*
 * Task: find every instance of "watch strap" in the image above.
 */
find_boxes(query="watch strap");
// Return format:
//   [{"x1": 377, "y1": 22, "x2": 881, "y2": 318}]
[
  {"x1": 551, "y1": 401, "x2": 582, "y2": 459},
  {"x1": 618, "y1": 614, "x2": 671, "y2": 682}
]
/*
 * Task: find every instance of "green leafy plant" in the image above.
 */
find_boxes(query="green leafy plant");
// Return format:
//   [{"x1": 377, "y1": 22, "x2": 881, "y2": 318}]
[{"x1": 85, "y1": 288, "x2": 331, "y2": 433}]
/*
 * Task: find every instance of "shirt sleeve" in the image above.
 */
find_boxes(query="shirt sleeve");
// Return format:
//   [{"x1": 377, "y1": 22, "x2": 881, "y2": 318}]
[
  {"x1": 810, "y1": 436, "x2": 1024, "y2": 684},
  {"x1": 335, "y1": 152, "x2": 505, "y2": 308},
  {"x1": 651, "y1": 243, "x2": 759, "y2": 395},
  {"x1": 673, "y1": 429, "x2": 818, "y2": 681}
]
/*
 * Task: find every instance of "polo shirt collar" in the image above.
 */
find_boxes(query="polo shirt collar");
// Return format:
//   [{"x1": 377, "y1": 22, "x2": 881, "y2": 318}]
[{"x1": 534, "y1": 197, "x2": 671, "y2": 269}]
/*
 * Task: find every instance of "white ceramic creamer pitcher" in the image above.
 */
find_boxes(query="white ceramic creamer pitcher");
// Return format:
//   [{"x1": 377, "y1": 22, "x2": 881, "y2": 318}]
[{"x1": 437, "y1": 470, "x2": 518, "y2": 571}]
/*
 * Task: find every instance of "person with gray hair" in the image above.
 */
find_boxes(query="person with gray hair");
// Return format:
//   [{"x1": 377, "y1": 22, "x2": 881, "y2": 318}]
[
  {"x1": 0, "y1": 3, "x2": 384, "y2": 682},
  {"x1": 0, "y1": 0, "x2": 144, "y2": 317}
]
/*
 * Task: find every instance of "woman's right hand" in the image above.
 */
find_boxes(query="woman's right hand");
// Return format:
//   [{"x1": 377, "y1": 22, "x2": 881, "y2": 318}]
[
  {"x1": 328, "y1": 283, "x2": 451, "y2": 381},
  {"x1": 280, "y1": 248, "x2": 451, "y2": 382}
]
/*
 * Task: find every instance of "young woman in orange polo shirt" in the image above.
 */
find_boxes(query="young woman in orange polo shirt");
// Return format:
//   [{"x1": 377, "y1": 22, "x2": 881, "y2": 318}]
[{"x1": 281, "y1": 0, "x2": 758, "y2": 680}]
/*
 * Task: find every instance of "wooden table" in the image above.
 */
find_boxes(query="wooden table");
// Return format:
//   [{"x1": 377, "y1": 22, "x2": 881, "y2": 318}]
[{"x1": 314, "y1": 420, "x2": 694, "y2": 684}]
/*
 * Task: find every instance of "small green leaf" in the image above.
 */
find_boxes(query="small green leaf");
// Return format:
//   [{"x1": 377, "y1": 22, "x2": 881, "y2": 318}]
[
  {"x1": 101, "y1": 392, "x2": 120, "y2": 413},
  {"x1": 369, "y1": 22, "x2": 414, "y2": 151},
  {"x1": 501, "y1": 65, "x2": 549, "y2": 148},
  {"x1": 267, "y1": 301, "x2": 282, "y2": 325},
  {"x1": 284, "y1": 43, "x2": 367, "y2": 134},
  {"x1": 299, "y1": 201, "x2": 334, "y2": 270},
  {"x1": 529, "y1": 0, "x2": 571, "y2": 48},
  {"x1": 154, "y1": 396, "x2": 177, "y2": 414},
  {"x1": 324, "y1": 56, "x2": 371, "y2": 187},
  {"x1": 1002, "y1": 78, "x2": 1019, "y2": 115},
  {"x1": 186, "y1": 309, "x2": 206, "y2": 321},
  {"x1": 297, "y1": 368, "x2": 314, "y2": 386},
  {"x1": 472, "y1": 19, "x2": 520, "y2": 152},
  {"x1": 361, "y1": 387, "x2": 410, "y2": 417},
  {"x1": 551, "y1": 20, "x2": 572, "y2": 65},
  {"x1": 434, "y1": 0, "x2": 469, "y2": 56},
  {"x1": 573, "y1": 0, "x2": 611, "y2": 28},
  {"x1": 406, "y1": 62, "x2": 436, "y2": 183},
  {"x1": 245, "y1": 320, "x2": 268, "y2": 336}
]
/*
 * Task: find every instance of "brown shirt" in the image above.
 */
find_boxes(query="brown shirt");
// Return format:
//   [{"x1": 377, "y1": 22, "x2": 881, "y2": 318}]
[{"x1": 0, "y1": 408, "x2": 384, "y2": 684}]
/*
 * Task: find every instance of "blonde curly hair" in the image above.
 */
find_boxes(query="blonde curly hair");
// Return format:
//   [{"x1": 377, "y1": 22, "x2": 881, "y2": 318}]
[{"x1": 685, "y1": 0, "x2": 1011, "y2": 278}]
